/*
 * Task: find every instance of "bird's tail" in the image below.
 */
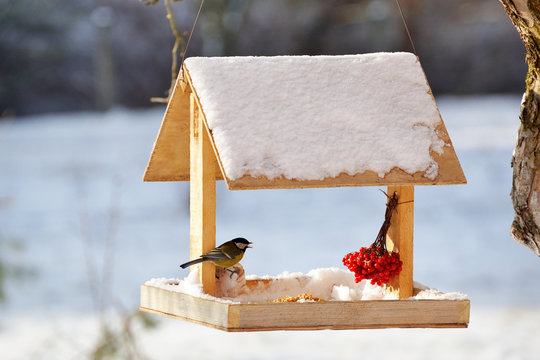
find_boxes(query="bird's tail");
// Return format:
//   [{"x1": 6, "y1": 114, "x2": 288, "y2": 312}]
[{"x1": 180, "y1": 257, "x2": 205, "y2": 269}]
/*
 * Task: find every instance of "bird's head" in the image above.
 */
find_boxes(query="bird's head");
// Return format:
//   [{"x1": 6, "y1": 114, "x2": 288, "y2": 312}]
[{"x1": 232, "y1": 237, "x2": 252, "y2": 250}]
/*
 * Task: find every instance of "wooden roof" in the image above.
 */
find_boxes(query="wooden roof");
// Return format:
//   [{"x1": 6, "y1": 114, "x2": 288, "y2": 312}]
[{"x1": 143, "y1": 55, "x2": 466, "y2": 190}]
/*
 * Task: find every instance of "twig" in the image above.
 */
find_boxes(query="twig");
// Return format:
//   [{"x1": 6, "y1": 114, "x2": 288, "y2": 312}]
[
  {"x1": 373, "y1": 192, "x2": 399, "y2": 253},
  {"x1": 146, "y1": 0, "x2": 187, "y2": 103},
  {"x1": 76, "y1": 176, "x2": 100, "y2": 310},
  {"x1": 164, "y1": 0, "x2": 185, "y2": 98},
  {"x1": 99, "y1": 177, "x2": 121, "y2": 317}
]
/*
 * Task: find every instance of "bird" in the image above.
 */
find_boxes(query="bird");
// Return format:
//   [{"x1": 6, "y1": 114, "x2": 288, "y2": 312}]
[{"x1": 180, "y1": 237, "x2": 252, "y2": 269}]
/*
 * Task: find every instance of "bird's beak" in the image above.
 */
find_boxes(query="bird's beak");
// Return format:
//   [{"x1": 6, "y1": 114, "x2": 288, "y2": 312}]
[{"x1": 247, "y1": 242, "x2": 253, "y2": 248}]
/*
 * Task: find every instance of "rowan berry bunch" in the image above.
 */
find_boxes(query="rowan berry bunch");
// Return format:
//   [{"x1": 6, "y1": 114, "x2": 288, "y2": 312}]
[
  {"x1": 342, "y1": 245, "x2": 402, "y2": 285},
  {"x1": 342, "y1": 191, "x2": 403, "y2": 286}
]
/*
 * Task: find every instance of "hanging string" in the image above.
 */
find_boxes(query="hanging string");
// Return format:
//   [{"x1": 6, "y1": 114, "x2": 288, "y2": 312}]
[
  {"x1": 178, "y1": 1, "x2": 416, "y2": 79},
  {"x1": 395, "y1": 0, "x2": 417, "y2": 56},
  {"x1": 180, "y1": 0, "x2": 206, "y2": 80}
]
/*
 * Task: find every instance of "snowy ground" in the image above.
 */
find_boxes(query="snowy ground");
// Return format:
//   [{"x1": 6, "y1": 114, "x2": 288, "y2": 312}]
[{"x1": 1, "y1": 96, "x2": 540, "y2": 359}]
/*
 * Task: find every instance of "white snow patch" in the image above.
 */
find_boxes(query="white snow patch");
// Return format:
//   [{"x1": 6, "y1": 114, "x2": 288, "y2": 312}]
[
  {"x1": 185, "y1": 53, "x2": 445, "y2": 181},
  {"x1": 146, "y1": 267, "x2": 467, "y2": 303}
]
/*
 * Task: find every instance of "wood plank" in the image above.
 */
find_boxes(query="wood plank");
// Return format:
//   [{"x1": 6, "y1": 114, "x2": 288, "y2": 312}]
[
  {"x1": 233, "y1": 299, "x2": 468, "y2": 331},
  {"x1": 430, "y1": 120, "x2": 467, "y2": 185},
  {"x1": 183, "y1": 65, "x2": 230, "y2": 183},
  {"x1": 139, "y1": 284, "x2": 470, "y2": 331},
  {"x1": 143, "y1": 76, "x2": 191, "y2": 181},
  {"x1": 225, "y1": 143, "x2": 466, "y2": 189},
  {"x1": 140, "y1": 285, "x2": 229, "y2": 329},
  {"x1": 418, "y1": 57, "x2": 467, "y2": 188},
  {"x1": 190, "y1": 94, "x2": 216, "y2": 296},
  {"x1": 386, "y1": 186, "x2": 414, "y2": 299},
  {"x1": 143, "y1": 75, "x2": 224, "y2": 182}
]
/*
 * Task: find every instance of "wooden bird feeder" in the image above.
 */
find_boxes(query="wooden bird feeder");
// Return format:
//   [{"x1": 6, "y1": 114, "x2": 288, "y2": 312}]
[{"x1": 140, "y1": 53, "x2": 470, "y2": 331}]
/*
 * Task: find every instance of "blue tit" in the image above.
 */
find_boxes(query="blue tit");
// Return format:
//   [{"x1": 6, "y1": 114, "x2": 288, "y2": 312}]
[{"x1": 180, "y1": 237, "x2": 252, "y2": 269}]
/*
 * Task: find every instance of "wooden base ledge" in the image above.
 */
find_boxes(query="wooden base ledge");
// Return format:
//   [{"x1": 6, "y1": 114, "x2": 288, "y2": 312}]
[{"x1": 140, "y1": 284, "x2": 470, "y2": 332}]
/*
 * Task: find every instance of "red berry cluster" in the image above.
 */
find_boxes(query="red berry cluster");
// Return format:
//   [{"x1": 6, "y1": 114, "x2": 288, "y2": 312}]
[{"x1": 342, "y1": 245, "x2": 402, "y2": 286}]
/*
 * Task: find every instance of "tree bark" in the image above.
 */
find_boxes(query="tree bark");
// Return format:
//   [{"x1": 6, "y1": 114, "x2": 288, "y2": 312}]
[{"x1": 501, "y1": 0, "x2": 540, "y2": 256}]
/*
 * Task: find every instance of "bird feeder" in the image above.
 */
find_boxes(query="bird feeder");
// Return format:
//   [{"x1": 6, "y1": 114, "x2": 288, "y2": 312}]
[{"x1": 140, "y1": 53, "x2": 470, "y2": 331}]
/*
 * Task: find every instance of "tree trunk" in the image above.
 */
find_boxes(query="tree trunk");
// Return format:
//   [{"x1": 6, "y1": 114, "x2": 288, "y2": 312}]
[{"x1": 501, "y1": 0, "x2": 540, "y2": 256}]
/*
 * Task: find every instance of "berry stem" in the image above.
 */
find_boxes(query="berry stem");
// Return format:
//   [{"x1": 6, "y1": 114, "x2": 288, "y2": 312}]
[{"x1": 373, "y1": 192, "x2": 399, "y2": 254}]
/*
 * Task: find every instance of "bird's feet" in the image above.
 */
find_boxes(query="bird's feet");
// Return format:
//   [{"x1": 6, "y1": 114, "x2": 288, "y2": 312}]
[{"x1": 227, "y1": 268, "x2": 240, "y2": 278}]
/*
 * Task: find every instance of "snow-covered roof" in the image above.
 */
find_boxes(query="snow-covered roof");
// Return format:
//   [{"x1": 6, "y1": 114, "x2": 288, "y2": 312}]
[{"x1": 144, "y1": 53, "x2": 465, "y2": 190}]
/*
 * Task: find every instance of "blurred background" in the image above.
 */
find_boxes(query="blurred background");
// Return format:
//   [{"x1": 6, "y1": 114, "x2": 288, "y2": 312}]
[
  {"x1": 0, "y1": 0, "x2": 527, "y2": 116},
  {"x1": 1, "y1": 0, "x2": 540, "y2": 359}
]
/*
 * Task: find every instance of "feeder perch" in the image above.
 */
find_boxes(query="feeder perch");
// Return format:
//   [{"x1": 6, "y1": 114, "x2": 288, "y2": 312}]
[{"x1": 140, "y1": 53, "x2": 469, "y2": 331}]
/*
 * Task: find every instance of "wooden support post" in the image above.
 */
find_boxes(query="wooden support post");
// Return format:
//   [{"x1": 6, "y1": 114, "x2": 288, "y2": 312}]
[
  {"x1": 386, "y1": 185, "x2": 414, "y2": 299},
  {"x1": 190, "y1": 93, "x2": 216, "y2": 296}
]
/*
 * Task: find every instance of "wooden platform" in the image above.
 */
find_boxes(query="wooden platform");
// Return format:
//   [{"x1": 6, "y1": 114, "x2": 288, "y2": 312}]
[{"x1": 140, "y1": 283, "x2": 470, "y2": 332}]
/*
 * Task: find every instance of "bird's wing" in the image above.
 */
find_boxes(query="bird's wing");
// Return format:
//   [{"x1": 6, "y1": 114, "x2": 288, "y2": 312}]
[{"x1": 203, "y1": 248, "x2": 233, "y2": 260}]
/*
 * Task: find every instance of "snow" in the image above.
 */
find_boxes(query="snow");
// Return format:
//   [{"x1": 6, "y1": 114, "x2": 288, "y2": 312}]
[
  {"x1": 185, "y1": 53, "x2": 445, "y2": 180},
  {"x1": 1, "y1": 96, "x2": 540, "y2": 359},
  {"x1": 146, "y1": 267, "x2": 467, "y2": 302}
]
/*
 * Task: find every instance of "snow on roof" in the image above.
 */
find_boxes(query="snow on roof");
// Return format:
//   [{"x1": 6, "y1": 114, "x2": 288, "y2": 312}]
[
  {"x1": 143, "y1": 53, "x2": 466, "y2": 188},
  {"x1": 184, "y1": 53, "x2": 451, "y2": 184}
]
